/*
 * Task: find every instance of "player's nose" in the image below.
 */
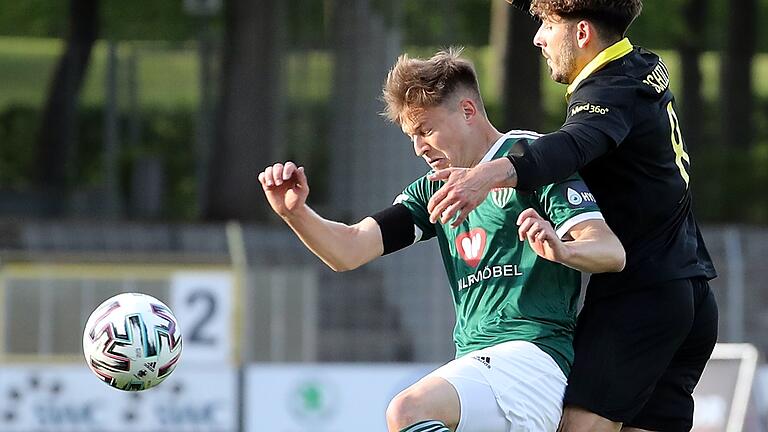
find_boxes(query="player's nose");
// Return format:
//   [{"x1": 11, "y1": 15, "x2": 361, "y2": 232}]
[
  {"x1": 533, "y1": 25, "x2": 546, "y2": 47},
  {"x1": 412, "y1": 135, "x2": 428, "y2": 156}
]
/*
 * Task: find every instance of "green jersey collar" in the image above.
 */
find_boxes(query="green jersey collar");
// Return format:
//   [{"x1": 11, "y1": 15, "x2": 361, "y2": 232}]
[{"x1": 566, "y1": 38, "x2": 633, "y2": 98}]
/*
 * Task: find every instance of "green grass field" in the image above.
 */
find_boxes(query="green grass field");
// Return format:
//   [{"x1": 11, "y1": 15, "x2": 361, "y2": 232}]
[{"x1": 1, "y1": 36, "x2": 767, "y2": 113}]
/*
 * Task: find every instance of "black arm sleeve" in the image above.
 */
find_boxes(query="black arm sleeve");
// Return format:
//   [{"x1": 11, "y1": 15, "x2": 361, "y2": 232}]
[
  {"x1": 507, "y1": 124, "x2": 614, "y2": 191},
  {"x1": 370, "y1": 204, "x2": 417, "y2": 255}
]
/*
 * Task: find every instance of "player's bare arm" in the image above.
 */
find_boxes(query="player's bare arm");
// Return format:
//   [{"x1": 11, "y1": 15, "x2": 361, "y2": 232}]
[
  {"x1": 517, "y1": 208, "x2": 625, "y2": 273},
  {"x1": 259, "y1": 161, "x2": 384, "y2": 271},
  {"x1": 426, "y1": 157, "x2": 517, "y2": 226}
]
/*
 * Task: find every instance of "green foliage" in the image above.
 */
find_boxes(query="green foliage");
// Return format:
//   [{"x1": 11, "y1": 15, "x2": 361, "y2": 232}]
[
  {"x1": 283, "y1": 101, "x2": 331, "y2": 202},
  {"x1": 0, "y1": 1, "x2": 67, "y2": 38},
  {"x1": 0, "y1": 104, "x2": 197, "y2": 219},
  {"x1": 79, "y1": 108, "x2": 197, "y2": 219},
  {"x1": 626, "y1": 0, "x2": 685, "y2": 50},
  {"x1": 401, "y1": 0, "x2": 491, "y2": 46},
  {"x1": 0, "y1": 38, "x2": 199, "y2": 111},
  {"x1": 0, "y1": 0, "x2": 207, "y2": 41},
  {"x1": 453, "y1": 0, "x2": 494, "y2": 46},
  {"x1": 688, "y1": 94, "x2": 768, "y2": 224},
  {"x1": 0, "y1": 37, "x2": 61, "y2": 110},
  {"x1": 286, "y1": 0, "x2": 329, "y2": 48},
  {"x1": 0, "y1": 106, "x2": 39, "y2": 188},
  {"x1": 101, "y1": 0, "x2": 204, "y2": 41},
  {"x1": 121, "y1": 109, "x2": 198, "y2": 219},
  {"x1": 2, "y1": 28, "x2": 768, "y2": 221},
  {"x1": 2, "y1": 0, "x2": 768, "y2": 51},
  {"x1": 692, "y1": 147, "x2": 768, "y2": 224}
]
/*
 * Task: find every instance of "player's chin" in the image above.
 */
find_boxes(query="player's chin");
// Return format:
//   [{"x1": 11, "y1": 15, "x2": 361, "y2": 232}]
[
  {"x1": 430, "y1": 160, "x2": 450, "y2": 171},
  {"x1": 553, "y1": 74, "x2": 570, "y2": 85}
]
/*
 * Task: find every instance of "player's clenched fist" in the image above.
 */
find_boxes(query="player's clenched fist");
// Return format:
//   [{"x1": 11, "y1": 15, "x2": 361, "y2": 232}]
[
  {"x1": 516, "y1": 208, "x2": 570, "y2": 264},
  {"x1": 258, "y1": 161, "x2": 309, "y2": 218}
]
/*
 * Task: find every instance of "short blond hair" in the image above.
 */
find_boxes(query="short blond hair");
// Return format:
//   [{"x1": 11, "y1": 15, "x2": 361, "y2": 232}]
[{"x1": 382, "y1": 47, "x2": 484, "y2": 125}]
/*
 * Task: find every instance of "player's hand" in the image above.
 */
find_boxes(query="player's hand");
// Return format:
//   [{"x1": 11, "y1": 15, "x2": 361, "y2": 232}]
[
  {"x1": 427, "y1": 166, "x2": 496, "y2": 227},
  {"x1": 258, "y1": 161, "x2": 309, "y2": 218},
  {"x1": 517, "y1": 208, "x2": 570, "y2": 263}
]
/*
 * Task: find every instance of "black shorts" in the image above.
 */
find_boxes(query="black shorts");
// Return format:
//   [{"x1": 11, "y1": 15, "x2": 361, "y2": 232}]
[{"x1": 563, "y1": 277, "x2": 718, "y2": 431}]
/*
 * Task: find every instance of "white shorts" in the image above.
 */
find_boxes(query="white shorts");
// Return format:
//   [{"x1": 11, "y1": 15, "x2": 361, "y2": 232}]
[{"x1": 425, "y1": 340, "x2": 567, "y2": 432}]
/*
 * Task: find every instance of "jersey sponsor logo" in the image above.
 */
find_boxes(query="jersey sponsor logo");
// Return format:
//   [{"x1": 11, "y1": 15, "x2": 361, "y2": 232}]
[
  {"x1": 472, "y1": 355, "x2": 492, "y2": 369},
  {"x1": 566, "y1": 187, "x2": 596, "y2": 207},
  {"x1": 491, "y1": 187, "x2": 514, "y2": 208},
  {"x1": 570, "y1": 102, "x2": 609, "y2": 117},
  {"x1": 456, "y1": 228, "x2": 487, "y2": 268},
  {"x1": 457, "y1": 264, "x2": 523, "y2": 291},
  {"x1": 567, "y1": 188, "x2": 583, "y2": 205}
]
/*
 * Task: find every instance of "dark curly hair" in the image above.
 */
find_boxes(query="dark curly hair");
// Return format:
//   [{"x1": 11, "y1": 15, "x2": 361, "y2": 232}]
[{"x1": 529, "y1": 0, "x2": 643, "y2": 38}]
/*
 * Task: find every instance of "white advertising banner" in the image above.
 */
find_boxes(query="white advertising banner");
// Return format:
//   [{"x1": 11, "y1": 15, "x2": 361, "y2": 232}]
[
  {"x1": 244, "y1": 364, "x2": 437, "y2": 432},
  {"x1": 0, "y1": 362, "x2": 237, "y2": 432},
  {"x1": 692, "y1": 343, "x2": 760, "y2": 432},
  {"x1": 170, "y1": 271, "x2": 233, "y2": 364}
]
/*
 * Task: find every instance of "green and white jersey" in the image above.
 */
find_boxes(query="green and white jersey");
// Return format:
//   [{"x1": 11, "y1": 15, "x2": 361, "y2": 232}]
[{"x1": 395, "y1": 131, "x2": 604, "y2": 374}]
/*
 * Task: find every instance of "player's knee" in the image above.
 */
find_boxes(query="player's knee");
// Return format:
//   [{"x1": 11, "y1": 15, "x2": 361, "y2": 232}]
[{"x1": 386, "y1": 389, "x2": 431, "y2": 428}]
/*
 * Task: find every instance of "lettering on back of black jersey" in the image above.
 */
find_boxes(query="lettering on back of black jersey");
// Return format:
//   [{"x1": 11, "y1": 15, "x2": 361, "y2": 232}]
[{"x1": 642, "y1": 60, "x2": 671, "y2": 94}]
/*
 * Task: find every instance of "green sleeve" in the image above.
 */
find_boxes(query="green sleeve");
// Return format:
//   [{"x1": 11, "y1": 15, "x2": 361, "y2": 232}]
[
  {"x1": 536, "y1": 174, "x2": 604, "y2": 238},
  {"x1": 393, "y1": 176, "x2": 438, "y2": 242}
]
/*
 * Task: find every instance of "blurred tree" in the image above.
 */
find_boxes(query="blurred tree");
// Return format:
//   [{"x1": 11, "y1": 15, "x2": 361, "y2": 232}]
[
  {"x1": 625, "y1": 1, "x2": 682, "y2": 50},
  {"x1": 0, "y1": 0, "x2": 198, "y2": 40},
  {"x1": 721, "y1": 0, "x2": 756, "y2": 149},
  {"x1": 286, "y1": 0, "x2": 329, "y2": 49},
  {"x1": 677, "y1": 0, "x2": 706, "y2": 148},
  {"x1": 0, "y1": 1, "x2": 66, "y2": 37},
  {"x1": 494, "y1": 3, "x2": 542, "y2": 131},
  {"x1": 401, "y1": 0, "x2": 491, "y2": 46},
  {"x1": 35, "y1": 0, "x2": 99, "y2": 198},
  {"x1": 205, "y1": 0, "x2": 285, "y2": 220},
  {"x1": 101, "y1": 0, "x2": 198, "y2": 41}
]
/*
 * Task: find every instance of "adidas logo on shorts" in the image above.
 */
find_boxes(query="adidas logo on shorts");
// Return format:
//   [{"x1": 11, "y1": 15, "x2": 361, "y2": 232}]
[{"x1": 473, "y1": 355, "x2": 491, "y2": 369}]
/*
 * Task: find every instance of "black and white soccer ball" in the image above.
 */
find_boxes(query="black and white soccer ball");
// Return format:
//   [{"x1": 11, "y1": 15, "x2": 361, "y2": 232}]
[{"x1": 83, "y1": 293, "x2": 182, "y2": 391}]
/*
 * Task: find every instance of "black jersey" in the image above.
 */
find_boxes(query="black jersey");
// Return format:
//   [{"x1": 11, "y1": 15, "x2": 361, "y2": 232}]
[{"x1": 509, "y1": 39, "x2": 716, "y2": 301}]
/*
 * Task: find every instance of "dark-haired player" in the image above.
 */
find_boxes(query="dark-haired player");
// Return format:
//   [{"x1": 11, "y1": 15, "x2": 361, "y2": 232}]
[{"x1": 426, "y1": 1, "x2": 718, "y2": 431}]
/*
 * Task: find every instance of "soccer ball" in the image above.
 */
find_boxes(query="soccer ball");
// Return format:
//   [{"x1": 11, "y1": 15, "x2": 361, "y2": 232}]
[{"x1": 83, "y1": 292, "x2": 182, "y2": 391}]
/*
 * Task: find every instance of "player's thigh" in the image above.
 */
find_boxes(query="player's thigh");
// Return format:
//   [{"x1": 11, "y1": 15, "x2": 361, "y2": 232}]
[
  {"x1": 625, "y1": 279, "x2": 718, "y2": 432},
  {"x1": 430, "y1": 340, "x2": 566, "y2": 432},
  {"x1": 404, "y1": 358, "x2": 509, "y2": 432},
  {"x1": 386, "y1": 375, "x2": 461, "y2": 430},
  {"x1": 559, "y1": 405, "x2": 621, "y2": 432},
  {"x1": 564, "y1": 280, "x2": 702, "y2": 423}
]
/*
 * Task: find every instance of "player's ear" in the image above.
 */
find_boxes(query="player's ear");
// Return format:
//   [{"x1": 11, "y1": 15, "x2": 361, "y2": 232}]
[
  {"x1": 576, "y1": 20, "x2": 592, "y2": 49},
  {"x1": 460, "y1": 99, "x2": 477, "y2": 121}
]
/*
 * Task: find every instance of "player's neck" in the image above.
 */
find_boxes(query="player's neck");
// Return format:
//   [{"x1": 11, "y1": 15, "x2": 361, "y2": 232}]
[
  {"x1": 469, "y1": 123, "x2": 504, "y2": 168},
  {"x1": 571, "y1": 39, "x2": 615, "y2": 82}
]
